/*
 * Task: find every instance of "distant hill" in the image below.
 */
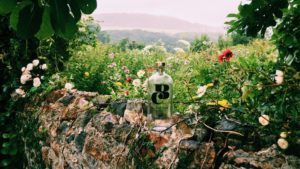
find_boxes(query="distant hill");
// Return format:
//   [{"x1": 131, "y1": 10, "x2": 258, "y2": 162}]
[
  {"x1": 93, "y1": 13, "x2": 225, "y2": 35},
  {"x1": 93, "y1": 13, "x2": 226, "y2": 49}
]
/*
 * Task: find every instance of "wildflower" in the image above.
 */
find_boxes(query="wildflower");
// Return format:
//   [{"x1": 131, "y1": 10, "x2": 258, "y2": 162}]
[
  {"x1": 206, "y1": 83, "x2": 214, "y2": 87},
  {"x1": 21, "y1": 67, "x2": 26, "y2": 72},
  {"x1": 137, "y1": 70, "x2": 145, "y2": 78},
  {"x1": 275, "y1": 70, "x2": 284, "y2": 84},
  {"x1": 124, "y1": 91, "x2": 129, "y2": 96},
  {"x1": 124, "y1": 69, "x2": 130, "y2": 74},
  {"x1": 280, "y1": 132, "x2": 288, "y2": 138},
  {"x1": 277, "y1": 138, "x2": 289, "y2": 149},
  {"x1": 84, "y1": 72, "x2": 90, "y2": 77},
  {"x1": 217, "y1": 99, "x2": 230, "y2": 108},
  {"x1": 258, "y1": 114, "x2": 270, "y2": 126},
  {"x1": 196, "y1": 85, "x2": 207, "y2": 98},
  {"x1": 26, "y1": 63, "x2": 33, "y2": 71},
  {"x1": 108, "y1": 62, "x2": 117, "y2": 68},
  {"x1": 20, "y1": 74, "x2": 32, "y2": 84},
  {"x1": 184, "y1": 60, "x2": 190, "y2": 65},
  {"x1": 64, "y1": 83, "x2": 74, "y2": 90},
  {"x1": 126, "y1": 77, "x2": 132, "y2": 83},
  {"x1": 206, "y1": 101, "x2": 217, "y2": 106},
  {"x1": 15, "y1": 88, "x2": 25, "y2": 96},
  {"x1": 108, "y1": 53, "x2": 115, "y2": 59},
  {"x1": 132, "y1": 79, "x2": 141, "y2": 87},
  {"x1": 32, "y1": 59, "x2": 39, "y2": 66},
  {"x1": 33, "y1": 77, "x2": 41, "y2": 87},
  {"x1": 218, "y1": 49, "x2": 233, "y2": 63},
  {"x1": 41, "y1": 64, "x2": 47, "y2": 70},
  {"x1": 114, "y1": 82, "x2": 122, "y2": 87},
  {"x1": 256, "y1": 83, "x2": 263, "y2": 90}
]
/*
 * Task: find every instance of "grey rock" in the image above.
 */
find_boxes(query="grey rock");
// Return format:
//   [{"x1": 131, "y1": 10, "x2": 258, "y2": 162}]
[
  {"x1": 59, "y1": 94, "x2": 75, "y2": 106},
  {"x1": 74, "y1": 109, "x2": 98, "y2": 128},
  {"x1": 179, "y1": 140, "x2": 200, "y2": 150},
  {"x1": 109, "y1": 99, "x2": 127, "y2": 116},
  {"x1": 67, "y1": 134, "x2": 75, "y2": 143},
  {"x1": 216, "y1": 118, "x2": 237, "y2": 131},
  {"x1": 75, "y1": 132, "x2": 87, "y2": 152},
  {"x1": 195, "y1": 126, "x2": 207, "y2": 142},
  {"x1": 57, "y1": 121, "x2": 69, "y2": 134},
  {"x1": 92, "y1": 95, "x2": 112, "y2": 109}
]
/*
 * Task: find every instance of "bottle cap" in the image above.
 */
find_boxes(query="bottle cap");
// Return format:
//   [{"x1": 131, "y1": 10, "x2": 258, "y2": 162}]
[{"x1": 156, "y1": 61, "x2": 165, "y2": 67}]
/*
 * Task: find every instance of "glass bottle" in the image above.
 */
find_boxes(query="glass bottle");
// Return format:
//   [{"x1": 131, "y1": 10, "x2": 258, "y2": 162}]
[{"x1": 147, "y1": 62, "x2": 173, "y2": 119}]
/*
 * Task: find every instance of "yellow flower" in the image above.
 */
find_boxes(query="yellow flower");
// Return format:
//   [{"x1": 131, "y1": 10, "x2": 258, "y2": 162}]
[
  {"x1": 277, "y1": 138, "x2": 289, "y2": 149},
  {"x1": 84, "y1": 72, "x2": 90, "y2": 77},
  {"x1": 192, "y1": 96, "x2": 199, "y2": 100},
  {"x1": 206, "y1": 101, "x2": 217, "y2": 106},
  {"x1": 114, "y1": 82, "x2": 122, "y2": 87},
  {"x1": 206, "y1": 83, "x2": 214, "y2": 87},
  {"x1": 258, "y1": 114, "x2": 270, "y2": 126},
  {"x1": 217, "y1": 99, "x2": 230, "y2": 108}
]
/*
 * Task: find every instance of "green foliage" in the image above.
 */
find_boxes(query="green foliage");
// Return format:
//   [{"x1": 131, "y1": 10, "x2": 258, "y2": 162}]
[
  {"x1": 230, "y1": 32, "x2": 253, "y2": 46},
  {"x1": 217, "y1": 35, "x2": 231, "y2": 49},
  {"x1": 226, "y1": 0, "x2": 288, "y2": 37},
  {"x1": 0, "y1": 11, "x2": 97, "y2": 168},
  {"x1": 190, "y1": 34, "x2": 210, "y2": 53},
  {"x1": 227, "y1": 0, "x2": 300, "y2": 69},
  {"x1": 0, "y1": 0, "x2": 97, "y2": 39}
]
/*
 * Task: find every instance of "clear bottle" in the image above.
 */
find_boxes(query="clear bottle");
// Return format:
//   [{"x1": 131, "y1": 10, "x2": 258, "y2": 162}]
[{"x1": 147, "y1": 62, "x2": 173, "y2": 119}]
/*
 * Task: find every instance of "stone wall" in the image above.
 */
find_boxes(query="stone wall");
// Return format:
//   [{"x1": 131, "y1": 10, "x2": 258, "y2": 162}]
[{"x1": 23, "y1": 89, "x2": 300, "y2": 168}]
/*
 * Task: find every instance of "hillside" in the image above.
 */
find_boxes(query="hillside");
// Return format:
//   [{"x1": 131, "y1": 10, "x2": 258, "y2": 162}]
[
  {"x1": 94, "y1": 13, "x2": 225, "y2": 47},
  {"x1": 93, "y1": 13, "x2": 225, "y2": 34}
]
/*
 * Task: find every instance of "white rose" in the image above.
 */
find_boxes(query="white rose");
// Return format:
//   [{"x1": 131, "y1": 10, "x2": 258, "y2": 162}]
[
  {"x1": 15, "y1": 88, "x2": 25, "y2": 96},
  {"x1": 32, "y1": 59, "x2": 39, "y2": 66},
  {"x1": 41, "y1": 64, "x2": 47, "y2": 70},
  {"x1": 258, "y1": 114, "x2": 270, "y2": 126},
  {"x1": 276, "y1": 70, "x2": 284, "y2": 77},
  {"x1": 64, "y1": 83, "x2": 74, "y2": 90},
  {"x1": 33, "y1": 77, "x2": 41, "y2": 87},
  {"x1": 26, "y1": 63, "x2": 33, "y2": 71},
  {"x1": 137, "y1": 70, "x2": 145, "y2": 78},
  {"x1": 20, "y1": 74, "x2": 32, "y2": 84},
  {"x1": 280, "y1": 132, "x2": 287, "y2": 138},
  {"x1": 277, "y1": 138, "x2": 289, "y2": 149},
  {"x1": 275, "y1": 75, "x2": 284, "y2": 84},
  {"x1": 21, "y1": 67, "x2": 26, "y2": 72},
  {"x1": 132, "y1": 79, "x2": 141, "y2": 87}
]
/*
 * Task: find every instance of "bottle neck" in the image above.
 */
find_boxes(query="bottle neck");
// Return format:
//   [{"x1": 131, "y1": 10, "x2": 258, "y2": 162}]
[{"x1": 157, "y1": 67, "x2": 164, "y2": 75}]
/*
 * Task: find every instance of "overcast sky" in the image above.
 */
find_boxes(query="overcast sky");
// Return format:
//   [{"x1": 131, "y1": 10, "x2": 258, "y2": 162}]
[{"x1": 94, "y1": 0, "x2": 244, "y2": 27}]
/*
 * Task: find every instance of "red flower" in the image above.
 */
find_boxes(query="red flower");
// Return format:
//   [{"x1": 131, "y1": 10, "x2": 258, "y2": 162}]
[
  {"x1": 218, "y1": 49, "x2": 233, "y2": 62},
  {"x1": 124, "y1": 91, "x2": 129, "y2": 96},
  {"x1": 126, "y1": 77, "x2": 132, "y2": 83}
]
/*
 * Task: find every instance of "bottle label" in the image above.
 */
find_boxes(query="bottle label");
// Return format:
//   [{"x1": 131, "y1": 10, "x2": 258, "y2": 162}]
[{"x1": 151, "y1": 84, "x2": 170, "y2": 104}]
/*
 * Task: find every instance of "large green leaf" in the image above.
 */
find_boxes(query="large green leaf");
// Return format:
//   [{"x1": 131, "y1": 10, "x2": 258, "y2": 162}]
[
  {"x1": 35, "y1": 7, "x2": 54, "y2": 40},
  {"x1": 10, "y1": 1, "x2": 32, "y2": 31},
  {"x1": 69, "y1": 0, "x2": 82, "y2": 22},
  {"x1": 0, "y1": 0, "x2": 16, "y2": 15},
  {"x1": 49, "y1": 0, "x2": 78, "y2": 39},
  {"x1": 16, "y1": 1, "x2": 43, "y2": 39},
  {"x1": 76, "y1": 0, "x2": 97, "y2": 14}
]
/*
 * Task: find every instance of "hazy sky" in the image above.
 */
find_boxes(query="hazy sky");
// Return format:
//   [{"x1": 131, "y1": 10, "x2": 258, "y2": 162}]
[{"x1": 94, "y1": 0, "x2": 244, "y2": 27}]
